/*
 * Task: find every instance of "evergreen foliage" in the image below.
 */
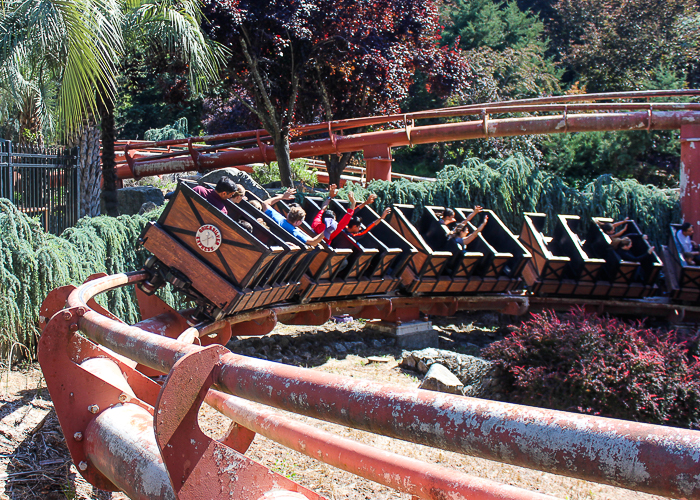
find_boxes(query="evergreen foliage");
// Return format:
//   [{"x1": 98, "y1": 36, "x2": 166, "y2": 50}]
[
  {"x1": 143, "y1": 117, "x2": 190, "y2": 142},
  {"x1": 341, "y1": 155, "x2": 679, "y2": 245},
  {"x1": 0, "y1": 202, "x2": 189, "y2": 357},
  {"x1": 252, "y1": 160, "x2": 319, "y2": 188}
]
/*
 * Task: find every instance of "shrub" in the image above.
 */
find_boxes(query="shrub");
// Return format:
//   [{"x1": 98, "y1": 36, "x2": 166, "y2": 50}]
[
  {"x1": 482, "y1": 307, "x2": 700, "y2": 429},
  {"x1": 252, "y1": 159, "x2": 318, "y2": 188},
  {"x1": 339, "y1": 154, "x2": 679, "y2": 247},
  {"x1": 0, "y1": 201, "x2": 187, "y2": 358}
]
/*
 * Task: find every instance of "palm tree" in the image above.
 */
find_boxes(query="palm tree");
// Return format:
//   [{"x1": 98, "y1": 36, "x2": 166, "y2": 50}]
[{"x1": 0, "y1": 0, "x2": 222, "y2": 216}]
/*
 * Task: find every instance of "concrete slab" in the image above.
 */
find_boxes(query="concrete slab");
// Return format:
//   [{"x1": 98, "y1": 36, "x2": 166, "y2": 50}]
[{"x1": 367, "y1": 320, "x2": 438, "y2": 349}]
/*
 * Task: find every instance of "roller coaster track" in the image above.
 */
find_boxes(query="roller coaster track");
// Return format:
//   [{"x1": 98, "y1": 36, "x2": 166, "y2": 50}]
[
  {"x1": 39, "y1": 271, "x2": 700, "y2": 500},
  {"x1": 39, "y1": 91, "x2": 700, "y2": 499}
]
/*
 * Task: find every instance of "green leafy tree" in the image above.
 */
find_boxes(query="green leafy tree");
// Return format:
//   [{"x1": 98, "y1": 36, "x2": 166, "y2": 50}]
[
  {"x1": 0, "y1": 0, "x2": 222, "y2": 216},
  {"x1": 115, "y1": 46, "x2": 205, "y2": 142},
  {"x1": 0, "y1": 0, "x2": 122, "y2": 144},
  {"x1": 395, "y1": 0, "x2": 560, "y2": 174},
  {"x1": 550, "y1": 0, "x2": 700, "y2": 91},
  {"x1": 541, "y1": 65, "x2": 688, "y2": 185},
  {"x1": 441, "y1": 0, "x2": 547, "y2": 52},
  {"x1": 202, "y1": 0, "x2": 468, "y2": 187}
]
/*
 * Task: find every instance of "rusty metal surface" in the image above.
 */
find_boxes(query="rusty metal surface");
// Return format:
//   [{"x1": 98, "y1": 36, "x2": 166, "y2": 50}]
[
  {"x1": 681, "y1": 123, "x2": 700, "y2": 227},
  {"x1": 214, "y1": 351, "x2": 700, "y2": 499},
  {"x1": 154, "y1": 345, "x2": 327, "y2": 500},
  {"x1": 51, "y1": 272, "x2": 700, "y2": 499},
  {"x1": 85, "y1": 403, "x2": 176, "y2": 500},
  {"x1": 113, "y1": 90, "x2": 700, "y2": 152},
  {"x1": 116, "y1": 109, "x2": 700, "y2": 180},
  {"x1": 205, "y1": 390, "x2": 561, "y2": 500}
]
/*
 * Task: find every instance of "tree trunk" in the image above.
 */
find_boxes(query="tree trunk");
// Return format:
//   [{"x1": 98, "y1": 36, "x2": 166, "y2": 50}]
[
  {"x1": 271, "y1": 132, "x2": 294, "y2": 187},
  {"x1": 324, "y1": 152, "x2": 353, "y2": 186},
  {"x1": 68, "y1": 119, "x2": 102, "y2": 217},
  {"x1": 99, "y1": 98, "x2": 119, "y2": 216}
]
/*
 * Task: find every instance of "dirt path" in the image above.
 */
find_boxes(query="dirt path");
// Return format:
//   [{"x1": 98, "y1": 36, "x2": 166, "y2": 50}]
[{"x1": 0, "y1": 317, "x2": 672, "y2": 500}]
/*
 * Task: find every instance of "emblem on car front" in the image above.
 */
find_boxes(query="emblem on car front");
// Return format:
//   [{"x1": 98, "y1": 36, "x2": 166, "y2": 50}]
[{"x1": 195, "y1": 224, "x2": 222, "y2": 252}]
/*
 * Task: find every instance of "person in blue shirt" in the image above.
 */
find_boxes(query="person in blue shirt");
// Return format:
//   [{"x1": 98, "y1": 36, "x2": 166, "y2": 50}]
[{"x1": 262, "y1": 188, "x2": 325, "y2": 247}]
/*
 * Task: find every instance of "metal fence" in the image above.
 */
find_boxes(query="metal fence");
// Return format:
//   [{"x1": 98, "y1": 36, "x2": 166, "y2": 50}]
[{"x1": 0, "y1": 140, "x2": 79, "y2": 235}]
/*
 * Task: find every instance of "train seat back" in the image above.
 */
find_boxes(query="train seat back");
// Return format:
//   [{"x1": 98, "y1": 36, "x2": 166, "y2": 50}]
[
  {"x1": 554, "y1": 215, "x2": 605, "y2": 282},
  {"x1": 667, "y1": 223, "x2": 700, "y2": 298},
  {"x1": 388, "y1": 205, "x2": 452, "y2": 281},
  {"x1": 519, "y1": 213, "x2": 572, "y2": 284},
  {"x1": 456, "y1": 208, "x2": 530, "y2": 278}
]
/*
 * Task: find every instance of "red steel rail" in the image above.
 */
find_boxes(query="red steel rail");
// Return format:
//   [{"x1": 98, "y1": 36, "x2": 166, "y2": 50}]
[
  {"x1": 114, "y1": 89, "x2": 700, "y2": 150},
  {"x1": 38, "y1": 272, "x2": 700, "y2": 500},
  {"x1": 116, "y1": 107, "x2": 700, "y2": 179},
  {"x1": 113, "y1": 90, "x2": 700, "y2": 223}
]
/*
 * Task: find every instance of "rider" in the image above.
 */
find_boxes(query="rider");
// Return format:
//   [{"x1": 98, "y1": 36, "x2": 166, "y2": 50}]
[
  {"x1": 262, "y1": 188, "x2": 325, "y2": 247},
  {"x1": 192, "y1": 177, "x2": 245, "y2": 215}
]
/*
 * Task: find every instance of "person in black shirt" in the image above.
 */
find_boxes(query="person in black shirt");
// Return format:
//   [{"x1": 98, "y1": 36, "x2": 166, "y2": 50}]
[{"x1": 617, "y1": 237, "x2": 655, "y2": 282}]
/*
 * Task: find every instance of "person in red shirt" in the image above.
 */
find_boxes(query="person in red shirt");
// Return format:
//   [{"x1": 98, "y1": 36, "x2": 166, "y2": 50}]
[
  {"x1": 192, "y1": 177, "x2": 245, "y2": 215},
  {"x1": 345, "y1": 207, "x2": 391, "y2": 239},
  {"x1": 311, "y1": 184, "x2": 377, "y2": 243}
]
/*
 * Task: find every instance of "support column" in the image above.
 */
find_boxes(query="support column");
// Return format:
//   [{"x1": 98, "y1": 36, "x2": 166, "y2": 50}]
[
  {"x1": 363, "y1": 143, "x2": 392, "y2": 182},
  {"x1": 680, "y1": 124, "x2": 700, "y2": 225}
]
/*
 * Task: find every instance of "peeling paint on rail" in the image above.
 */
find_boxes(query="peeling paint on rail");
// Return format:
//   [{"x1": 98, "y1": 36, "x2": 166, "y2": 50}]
[{"x1": 63, "y1": 273, "x2": 700, "y2": 500}]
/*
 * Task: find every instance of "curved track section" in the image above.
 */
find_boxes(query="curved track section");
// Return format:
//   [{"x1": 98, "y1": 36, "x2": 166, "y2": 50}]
[{"x1": 38, "y1": 272, "x2": 700, "y2": 500}]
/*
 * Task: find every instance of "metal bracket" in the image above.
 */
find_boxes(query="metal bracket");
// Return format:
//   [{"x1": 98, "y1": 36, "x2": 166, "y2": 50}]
[
  {"x1": 187, "y1": 138, "x2": 200, "y2": 171},
  {"x1": 124, "y1": 143, "x2": 138, "y2": 179},
  {"x1": 404, "y1": 115, "x2": 414, "y2": 146},
  {"x1": 153, "y1": 345, "x2": 326, "y2": 499},
  {"x1": 278, "y1": 304, "x2": 332, "y2": 325},
  {"x1": 230, "y1": 311, "x2": 277, "y2": 337},
  {"x1": 256, "y1": 130, "x2": 269, "y2": 164},
  {"x1": 38, "y1": 307, "x2": 161, "y2": 491},
  {"x1": 481, "y1": 110, "x2": 489, "y2": 136},
  {"x1": 328, "y1": 121, "x2": 339, "y2": 154}
]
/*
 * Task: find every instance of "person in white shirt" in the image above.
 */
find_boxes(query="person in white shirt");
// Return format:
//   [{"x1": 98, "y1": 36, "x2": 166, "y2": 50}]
[{"x1": 677, "y1": 222, "x2": 700, "y2": 265}]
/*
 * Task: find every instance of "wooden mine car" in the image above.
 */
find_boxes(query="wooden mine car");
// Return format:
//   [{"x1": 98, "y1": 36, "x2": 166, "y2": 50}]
[
  {"x1": 388, "y1": 205, "x2": 530, "y2": 295},
  {"x1": 139, "y1": 181, "x2": 308, "y2": 318},
  {"x1": 664, "y1": 223, "x2": 700, "y2": 302},
  {"x1": 520, "y1": 214, "x2": 661, "y2": 298},
  {"x1": 137, "y1": 181, "x2": 691, "y2": 320}
]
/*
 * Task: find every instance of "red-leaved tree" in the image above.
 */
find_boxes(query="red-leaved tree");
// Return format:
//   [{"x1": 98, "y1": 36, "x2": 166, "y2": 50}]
[{"x1": 202, "y1": 0, "x2": 469, "y2": 186}]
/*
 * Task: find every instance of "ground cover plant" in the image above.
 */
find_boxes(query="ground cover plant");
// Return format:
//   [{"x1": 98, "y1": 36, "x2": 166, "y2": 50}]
[
  {"x1": 483, "y1": 307, "x2": 700, "y2": 429},
  {"x1": 0, "y1": 201, "x2": 184, "y2": 357}
]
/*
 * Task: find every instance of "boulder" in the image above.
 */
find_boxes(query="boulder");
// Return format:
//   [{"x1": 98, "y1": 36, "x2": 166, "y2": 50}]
[
  {"x1": 138, "y1": 201, "x2": 158, "y2": 215},
  {"x1": 199, "y1": 167, "x2": 268, "y2": 200},
  {"x1": 117, "y1": 186, "x2": 164, "y2": 215},
  {"x1": 419, "y1": 363, "x2": 464, "y2": 395},
  {"x1": 400, "y1": 348, "x2": 501, "y2": 398}
]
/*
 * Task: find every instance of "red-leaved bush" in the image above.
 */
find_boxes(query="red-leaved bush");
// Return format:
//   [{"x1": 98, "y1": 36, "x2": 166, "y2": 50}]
[{"x1": 482, "y1": 307, "x2": 700, "y2": 429}]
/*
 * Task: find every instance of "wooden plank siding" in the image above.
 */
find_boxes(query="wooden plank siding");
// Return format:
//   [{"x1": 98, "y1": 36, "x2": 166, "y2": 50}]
[{"x1": 520, "y1": 213, "x2": 659, "y2": 298}]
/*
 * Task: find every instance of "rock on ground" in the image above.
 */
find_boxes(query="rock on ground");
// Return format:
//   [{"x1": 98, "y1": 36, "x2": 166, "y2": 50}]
[
  {"x1": 200, "y1": 167, "x2": 268, "y2": 200},
  {"x1": 418, "y1": 363, "x2": 464, "y2": 395},
  {"x1": 116, "y1": 186, "x2": 164, "y2": 215},
  {"x1": 400, "y1": 347, "x2": 504, "y2": 398}
]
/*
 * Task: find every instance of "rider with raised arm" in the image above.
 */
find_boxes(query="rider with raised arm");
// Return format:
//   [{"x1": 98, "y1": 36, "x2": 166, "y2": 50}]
[
  {"x1": 311, "y1": 184, "x2": 377, "y2": 243},
  {"x1": 262, "y1": 188, "x2": 325, "y2": 247}
]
